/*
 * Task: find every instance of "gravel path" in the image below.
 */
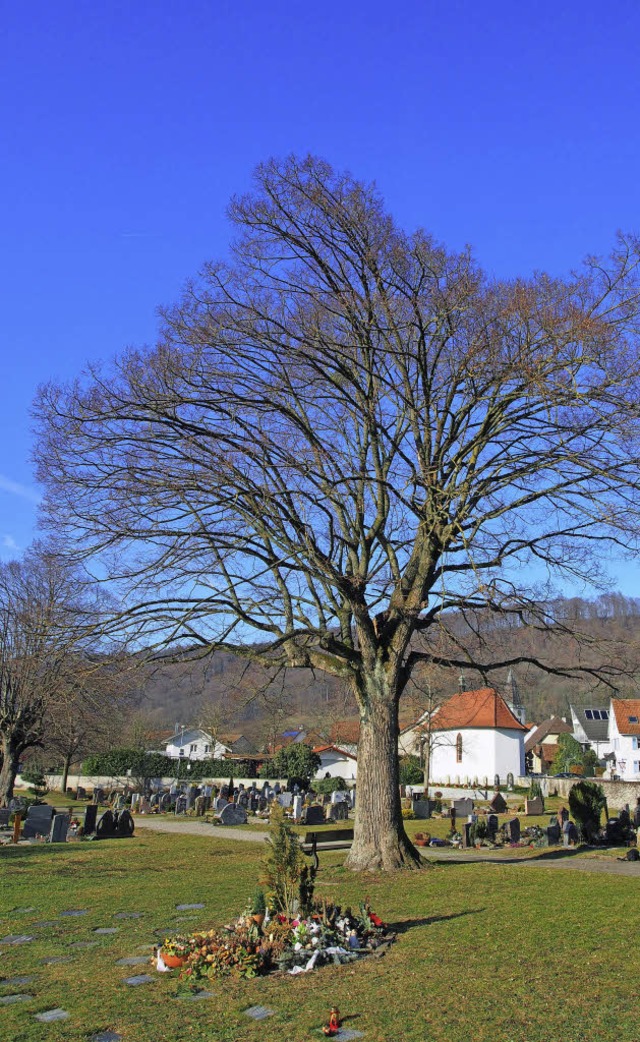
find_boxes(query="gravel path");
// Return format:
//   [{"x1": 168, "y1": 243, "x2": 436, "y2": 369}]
[{"x1": 133, "y1": 816, "x2": 640, "y2": 876}]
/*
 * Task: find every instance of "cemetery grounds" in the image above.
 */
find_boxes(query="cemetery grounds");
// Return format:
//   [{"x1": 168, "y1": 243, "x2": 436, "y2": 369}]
[{"x1": 2, "y1": 821, "x2": 640, "y2": 1042}]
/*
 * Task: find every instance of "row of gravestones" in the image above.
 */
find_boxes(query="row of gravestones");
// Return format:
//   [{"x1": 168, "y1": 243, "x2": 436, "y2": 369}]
[{"x1": 9, "y1": 803, "x2": 135, "y2": 843}]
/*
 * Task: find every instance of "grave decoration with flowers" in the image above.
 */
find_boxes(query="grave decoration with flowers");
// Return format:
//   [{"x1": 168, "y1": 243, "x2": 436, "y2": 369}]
[{"x1": 159, "y1": 806, "x2": 394, "y2": 985}]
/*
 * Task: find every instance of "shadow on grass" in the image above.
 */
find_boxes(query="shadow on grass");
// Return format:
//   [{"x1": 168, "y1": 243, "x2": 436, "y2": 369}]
[
  {"x1": 421, "y1": 846, "x2": 587, "y2": 866},
  {"x1": 388, "y1": 908, "x2": 485, "y2": 934}
]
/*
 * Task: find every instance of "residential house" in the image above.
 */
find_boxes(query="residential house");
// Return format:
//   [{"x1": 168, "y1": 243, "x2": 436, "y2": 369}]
[
  {"x1": 524, "y1": 716, "x2": 573, "y2": 774},
  {"x1": 608, "y1": 699, "x2": 640, "y2": 781},
  {"x1": 163, "y1": 726, "x2": 255, "y2": 761},
  {"x1": 570, "y1": 703, "x2": 614, "y2": 760},
  {"x1": 312, "y1": 744, "x2": 358, "y2": 780}
]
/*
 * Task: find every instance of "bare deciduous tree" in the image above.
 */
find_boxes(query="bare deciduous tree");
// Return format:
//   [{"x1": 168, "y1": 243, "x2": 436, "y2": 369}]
[
  {"x1": 0, "y1": 545, "x2": 123, "y2": 804},
  {"x1": 35, "y1": 156, "x2": 640, "y2": 869}
]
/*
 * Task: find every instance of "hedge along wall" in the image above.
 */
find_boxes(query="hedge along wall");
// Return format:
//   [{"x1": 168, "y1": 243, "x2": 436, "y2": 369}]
[
  {"x1": 36, "y1": 774, "x2": 287, "y2": 792},
  {"x1": 80, "y1": 750, "x2": 261, "y2": 780}
]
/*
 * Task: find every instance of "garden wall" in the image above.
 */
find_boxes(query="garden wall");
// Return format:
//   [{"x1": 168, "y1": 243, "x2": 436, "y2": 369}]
[{"x1": 535, "y1": 776, "x2": 640, "y2": 810}]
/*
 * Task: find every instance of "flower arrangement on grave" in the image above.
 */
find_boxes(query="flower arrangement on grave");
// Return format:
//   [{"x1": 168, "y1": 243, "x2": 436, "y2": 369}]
[{"x1": 158, "y1": 808, "x2": 393, "y2": 983}]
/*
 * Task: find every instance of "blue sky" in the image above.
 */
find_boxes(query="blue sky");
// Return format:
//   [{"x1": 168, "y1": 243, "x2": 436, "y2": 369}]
[{"x1": 2, "y1": 1, "x2": 640, "y2": 591}]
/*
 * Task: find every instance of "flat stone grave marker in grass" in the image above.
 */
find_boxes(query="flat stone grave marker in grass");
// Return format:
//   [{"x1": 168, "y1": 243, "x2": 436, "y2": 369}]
[
  {"x1": 32, "y1": 920, "x2": 59, "y2": 928},
  {"x1": 175, "y1": 990, "x2": 215, "y2": 1001},
  {"x1": 11, "y1": 906, "x2": 36, "y2": 914},
  {"x1": 1, "y1": 934, "x2": 35, "y2": 945},
  {"x1": 95, "y1": 928, "x2": 119, "y2": 935},
  {"x1": 1, "y1": 993, "x2": 34, "y2": 1005},
  {"x1": 244, "y1": 1005, "x2": 276, "y2": 1020},
  {"x1": 2, "y1": 975, "x2": 36, "y2": 987},
  {"x1": 176, "y1": 903, "x2": 205, "y2": 911},
  {"x1": 116, "y1": 957, "x2": 150, "y2": 966},
  {"x1": 70, "y1": 941, "x2": 98, "y2": 950},
  {"x1": 35, "y1": 1008, "x2": 70, "y2": 1022},
  {"x1": 114, "y1": 911, "x2": 143, "y2": 919},
  {"x1": 123, "y1": 974, "x2": 155, "y2": 986},
  {"x1": 92, "y1": 1033, "x2": 123, "y2": 1042},
  {"x1": 60, "y1": 909, "x2": 89, "y2": 917}
]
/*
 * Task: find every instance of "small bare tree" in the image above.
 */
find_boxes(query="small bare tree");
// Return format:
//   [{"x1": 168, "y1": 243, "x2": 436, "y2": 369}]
[
  {"x1": 35, "y1": 157, "x2": 640, "y2": 869},
  {"x1": 0, "y1": 545, "x2": 120, "y2": 804}
]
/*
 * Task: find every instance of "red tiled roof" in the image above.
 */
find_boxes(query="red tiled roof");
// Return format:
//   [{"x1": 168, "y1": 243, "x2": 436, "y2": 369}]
[
  {"x1": 429, "y1": 688, "x2": 527, "y2": 732},
  {"x1": 313, "y1": 744, "x2": 357, "y2": 760},
  {"x1": 612, "y1": 699, "x2": 640, "y2": 736},
  {"x1": 330, "y1": 721, "x2": 360, "y2": 745}
]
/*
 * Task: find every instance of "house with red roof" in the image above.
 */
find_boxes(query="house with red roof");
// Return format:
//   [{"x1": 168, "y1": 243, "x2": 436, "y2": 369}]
[
  {"x1": 312, "y1": 744, "x2": 358, "y2": 780},
  {"x1": 608, "y1": 699, "x2": 640, "y2": 781},
  {"x1": 401, "y1": 687, "x2": 526, "y2": 786}
]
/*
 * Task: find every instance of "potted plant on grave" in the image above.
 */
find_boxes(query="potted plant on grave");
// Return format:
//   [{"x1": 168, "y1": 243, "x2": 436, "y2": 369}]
[
  {"x1": 250, "y1": 887, "x2": 267, "y2": 928},
  {"x1": 160, "y1": 934, "x2": 192, "y2": 969}
]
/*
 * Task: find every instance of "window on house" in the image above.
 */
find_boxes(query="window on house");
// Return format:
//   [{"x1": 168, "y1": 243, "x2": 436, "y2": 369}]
[
  {"x1": 633, "y1": 737, "x2": 639, "y2": 751},
  {"x1": 613, "y1": 738, "x2": 620, "y2": 750},
  {"x1": 190, "y1": 744, "x2": 197, "y2": 753},
  {"x1": 629, "y1": 716, "x2": 638, "y2": 724},
  {"x1": 204, "y1": 744, "x2": 210, "y2": 754},
  {"x1": 601, "y1": 711, "x2": 609, "y2": 720},
  {"x1": 179, "y1": 749, "x2": 185, "y2": 757},
  {"x1": 634, "y1": 762, "x2": 640, "y2": 773},
  {"x1": 584, "y1": 710, "x2": 593, "y2": 720},
  {"x1": 456, "y1": 733, "x2": 463, "y2": 763}
]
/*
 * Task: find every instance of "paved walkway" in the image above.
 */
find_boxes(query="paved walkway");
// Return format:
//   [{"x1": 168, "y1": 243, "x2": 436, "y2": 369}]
[
  {"x1": 133, "y1": 815, "x2": 640, "y2": 876},
  {"x1": 134, "y1": 816, "x2": 269, "y2": 843}
]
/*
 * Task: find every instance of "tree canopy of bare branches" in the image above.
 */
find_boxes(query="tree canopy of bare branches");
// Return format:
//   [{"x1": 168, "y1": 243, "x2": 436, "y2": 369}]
[
  {"x1": 0, "y1": 544, "x2": 126, "y2": 804},
  {"x1": 35, "y1": 156, "x2": 640, "y2": 869}
]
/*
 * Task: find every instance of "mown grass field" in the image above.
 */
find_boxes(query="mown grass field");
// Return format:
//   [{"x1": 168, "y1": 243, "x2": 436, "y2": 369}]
[{"x1": 2, "y1": 827, "x2": 639, "y2": 1042}]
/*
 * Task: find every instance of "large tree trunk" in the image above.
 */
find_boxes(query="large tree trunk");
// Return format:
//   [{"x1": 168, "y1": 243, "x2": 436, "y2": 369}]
[
  {"x1": 0, "y1": 736, "x2": 20, "y2": 806},
  {"x1": 345, "y1": 671, "x2": 421, "y2": 872}
]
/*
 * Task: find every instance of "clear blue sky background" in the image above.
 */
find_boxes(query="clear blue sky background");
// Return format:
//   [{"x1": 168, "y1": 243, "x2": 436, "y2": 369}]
[{"x1": 2, "y1": 2, "x2": 639, "y2": 593}]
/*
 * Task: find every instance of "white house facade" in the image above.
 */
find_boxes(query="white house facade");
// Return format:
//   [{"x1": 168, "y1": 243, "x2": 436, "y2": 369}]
[
  {"x1": 313, "y1": 745, "x2": 358, "y2": 781},
  {"x1": 163, "y1": 728, "x2": 230, "y2": 761},
  {"x1": 424, "y1": 688, "x2": 526, "y2": 786},
  {"x1": 608, "y1": 699, "x2": 640, "y2": 781}
]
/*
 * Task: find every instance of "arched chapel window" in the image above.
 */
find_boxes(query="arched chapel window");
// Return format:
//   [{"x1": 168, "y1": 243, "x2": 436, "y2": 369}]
[{"x1": 456, "y1": 733, "x2": 463, "y2": 763}]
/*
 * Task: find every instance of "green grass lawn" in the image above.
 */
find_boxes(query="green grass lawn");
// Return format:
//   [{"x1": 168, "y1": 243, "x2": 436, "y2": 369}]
[{"x1": 2, "y1": 829, "x2": 639, "y2": 1042}]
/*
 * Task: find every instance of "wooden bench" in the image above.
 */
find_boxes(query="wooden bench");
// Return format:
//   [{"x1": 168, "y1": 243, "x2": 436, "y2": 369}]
[{"x1": 301, "y1": 828, "x2": 354, "y2": 869}]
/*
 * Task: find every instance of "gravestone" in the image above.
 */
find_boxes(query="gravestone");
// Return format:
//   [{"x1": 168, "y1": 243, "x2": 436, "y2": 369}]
[
  {"x1": 174, "y1": 796, "x2": 187, "y2": 815},
  {"x1": 49, "y1": 813, "x2": 70, "y2": 843},
  {"x1": 139, "y1": 798, "x2": 151, "y2": 814},
  {"x1": 547, "y1": 822, "x2": 561, "y2": 844},
  {"x1": 461, "y1": 822, "x2": 473, "y2": 848},
  {"x1": 75, "y1": 786, "x2": 87, "y2": 800},
  {"x1": 494, "y1": 774, "x2": 501, "y2": 789},
  {"x1": 328, "y1": 800, "x2": 349, "y2": 821},
  {"x1": 557, "y1": 806, "x2": 569, "y2": 826},
  {"x1": 161, "y1": 792, "x2": 173, "y2": 811},
  {"x1": 278, "y1": 791, "x2": 293, "y2": 808},
  {"x1": 412, "y1": 799, "x2": 432, "y2": 819},
  {"x1": 489, "y1": 791, "x2": 508, "y2": 814},
  {"x1": 487, "y1": 814, "x2": 499, "y2": 839},
  {"x1": 213, "y1": 796, "x2": 228, "y2": 813},
  {"x1": 96, "y1": 810, "x2": 117, "y2": 838},
  {"x1": 194, "y1": 796, "x2": 205, "y2": 817},
  {"x1": 9, "y1": 795, "x2": 27, "y2": 815},
  {"x1": 506, "y1": 773, "x2": 514, "y2": 789},
  {"x1": 452, "y1": 797, "x2": 473, "y2": 817},
  {"x1": 23, "y1": 804, "x2": 54, "y2": 839},
  {"x1": 258, "y1": 796, "x2": 268, "y2": 812},
  {"x1": 525, "y1": 796, "x2": 544, "y2": 816},
  {"x1": 505, "y1": 817, "x2": 521, "y2": 843},
  {"x1": 219, "y1": 803, "x2": 247, "y2": 826},
  {"x1": 130, "y1": 793, "x2": 140, "y2": 812},
  {"x1": 292, "y1": 794, "x2": 303, "y2": 820},
  {"x1": 249, "y1": 796, "x2": 260, "y2": 813},
  {"x1": 0, "y1": 808, "x2": 10, "y2": 828},
  {"x1": 116, "y1": 810, "x2": 135, "y2": 837},
  {"x1": 303, "y1": 804, "x2": 325, "y2": 826},
  {"x1": 84, "y1": 804, "x2": 98, "y2": 834},
  {"x1": 93, "y1": 787, "x2": 105, "y2": 804},
  {"x1": 563, "y1": 820, "x2": 579, "y2": 846}
]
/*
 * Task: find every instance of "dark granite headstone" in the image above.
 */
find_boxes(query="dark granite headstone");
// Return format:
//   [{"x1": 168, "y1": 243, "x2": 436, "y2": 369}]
[
  {"x1": 303, "y1": 804, "x2": 325, "y2": 826},
  {"x1": 116, "y1": 810, "x2": 134, "y2": 837},
  {"x1": 84, "y1": 804, "x2": 98, "y2": 834},
  {"x1": 49, "y1": 813, "x2": 70, "y2": 843},
  {"x1": 328, "y1": 800, "x2": 349, "y2": 821},
  {"x1": 412, "y1": 799, "x2": 432, "y2": 820},
  {"x1": 489, "y1": 791, "x2": 508, "y2": 814},
  {"x1": 23, "y1": 804, "x2": 54, "y2": 839},
  {"x1": 547, "y1": 822, "x2": 561, "y2": 844},
  {"x1": 96, "y1": 809, "x2": 116, "y2": 838},
  {"x1": 487, "y1": 814, "x2": 499, "y2": 839},
  {"x1": 505, "y1": 817, "x2": 521, "y2": 843},
  {"x1": 452, "y1": 797, "x2": 474, "y2": 817},
  {"x1": 0, "y1": 808, "x2": 10, "y2": 827},
  {"x1": 461, "y1": 822, "x2": 473, "y2": 848},
  {"x1": 219, "y1": 803, "x2": 247, "y2": 826}
]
